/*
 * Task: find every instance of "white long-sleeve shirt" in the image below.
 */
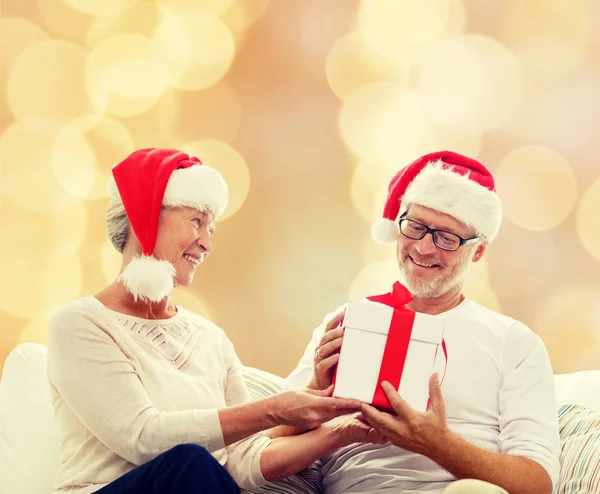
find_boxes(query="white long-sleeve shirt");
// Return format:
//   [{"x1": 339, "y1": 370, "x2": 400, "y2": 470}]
[
  {"x1": 47, "y1": 297, "x2": 270, "y2": 493},
  {"x1": 286, "y1": 298, "x2": 561, "y2": 494}
]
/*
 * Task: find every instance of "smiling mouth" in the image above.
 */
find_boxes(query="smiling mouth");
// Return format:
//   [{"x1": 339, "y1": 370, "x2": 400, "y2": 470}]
[
  {"x1": 409, "y1": 256, "x2": 440, "y2": 269},
  {"x1": 183, "y1": 254, "x2": 202, "y2": 267}
]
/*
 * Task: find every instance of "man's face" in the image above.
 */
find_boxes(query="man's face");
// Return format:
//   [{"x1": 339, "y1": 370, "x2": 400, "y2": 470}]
[{"x1": 396, "y1": 204, "x2": 486, "y2": 298}]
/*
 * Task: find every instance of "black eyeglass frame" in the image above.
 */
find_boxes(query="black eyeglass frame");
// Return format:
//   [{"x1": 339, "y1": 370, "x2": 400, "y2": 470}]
[{"x1": 398, "y1": 213, "x2": 480, "y2": 252}]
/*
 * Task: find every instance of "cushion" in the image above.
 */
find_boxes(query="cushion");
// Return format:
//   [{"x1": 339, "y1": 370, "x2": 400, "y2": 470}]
[
  {"x1": 240, "y1": 367, "x2": 324, "y2": 494},
  {"x1": 556, "y1": 403, "x2": 600, "y2": 494},
  {"x1": 0, "y1": 342, "x2": 60, "y2": 494},
  {"x1": 555, "y1": 371, "x2": 600, "y2": 410}
]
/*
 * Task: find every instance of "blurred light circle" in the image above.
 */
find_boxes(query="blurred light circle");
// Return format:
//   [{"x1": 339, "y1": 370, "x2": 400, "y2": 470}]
[
  {"x1": 533, "y1": 286, "x2": 600, "y2": 373},
  {"x1": 170, "y1": 83, "x2": 242, "y2": 143},
  {"x1": 350, "y1": 161, "x2": 393, "y2": 223},
  {"x1": 0, "y1": 118, "x2": 80, "y2": 212},
  {"x1": 462, "y1": 259, "x2": 502, "y2": 312},
  {"x1": 348, "y1": 258, "x2": 399, "y2": 302},
  {"x1": 51, "y1": 127, "x2": 96, "y2": 199},
  {"x1": 505, "y1": 0, "x2": 590, "y2": 78},
  {"x1": 101, "y1": 240, "x2": 123, "y2": 283},
  {"x1": 152, "y1": 11, "x2": 235, "y2": 91},
  {"x1": 495, "y1": 146, "x2": 577, "y2": 231},
  {"x1": 1, "y1": 18, "x2": 49, "y2": 79},
  {"x1": 181, "y1": 139, "x2": 249, "y2": 220},
  {"x1": 376, "y1": 92, "x2": 425, "y2": 168},
  {"x1": 576, "y1": 178, "x2": 600, "y2": 262},
  {"x1": 86, "y1": 2, "x2": 163, "y2": 47},
  {"x1": 7, "y1": 40, "x2": 108, "y2": 122},
  {"x1": 359, "y1": 0, "x2": 451, "y2": 59},
  {"x1": 155, "y1": 0, "x2": 233, "y2": 16},
  {"x1": 0, "y1": 204, "x2": 87, "y2": 317},
  {"x1": 88, "y1": 33, "x2": 168, "y2": 117},
  {"x1": 490, "y1": 226, "x2": 557, "y2": 299},
  {"x1": 51, "y1": 115, "x2": 135, "y2": 200},
  {"x1": 63, "y1": 0, "x2": 139, "y2": 15},
  {"x1": 221, "y1": 0, "x2": 271, "y2": 43},
  {"x1": 172, "y1": 287, "x2": 212, "y2": 319},
  {"x1": 326, "y1": 31, "x2": 410, "y2": 101},
  {"x1": 416, "y1": 35, "x2": 523, "y2": 132},
  {"x1": 39, "y1": 0, "x2": 92, "y2": 40},
  {"x1": 339, "y1": 82, "x2": 400, "y2": 159}
]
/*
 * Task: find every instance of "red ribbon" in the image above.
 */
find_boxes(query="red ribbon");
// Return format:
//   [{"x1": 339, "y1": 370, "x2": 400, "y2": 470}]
[{"x1": 366, "y1": 282, "x2": 415, "y2": 410}]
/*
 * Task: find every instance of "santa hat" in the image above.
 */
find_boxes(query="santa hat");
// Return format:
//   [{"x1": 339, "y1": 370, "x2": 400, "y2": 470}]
[
  {"x1": 372, "y1": 151, "x2": 502, "y2": 244},
  {"x1": 107, "y1": 148, "x2": 228, "y2": 302}
]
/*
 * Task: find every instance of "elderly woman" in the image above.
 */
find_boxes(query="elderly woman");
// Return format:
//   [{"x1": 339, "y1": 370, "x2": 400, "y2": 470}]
[{"x1": 47, "y1": 148, "x2": 381, "y2": 494}]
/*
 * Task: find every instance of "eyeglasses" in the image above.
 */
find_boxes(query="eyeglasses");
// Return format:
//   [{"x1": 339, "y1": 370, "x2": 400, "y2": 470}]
[{"x1": 398, "y1": 214, "x2": 480, "y2": 252}]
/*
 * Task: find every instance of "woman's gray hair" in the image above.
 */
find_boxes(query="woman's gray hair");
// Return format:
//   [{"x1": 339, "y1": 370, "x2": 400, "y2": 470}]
[{"x1": 106, "y1": 198, "x2": 131, "y2": 253}]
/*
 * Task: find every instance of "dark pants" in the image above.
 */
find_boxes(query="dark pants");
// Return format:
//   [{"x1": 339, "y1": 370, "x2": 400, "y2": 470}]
[{"x1": 96, "y1": 444, "x2": 240, "y2": 494}]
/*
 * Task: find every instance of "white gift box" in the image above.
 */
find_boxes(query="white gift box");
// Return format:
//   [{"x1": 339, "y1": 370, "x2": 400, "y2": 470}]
[{"x1": 333, "y1": 301, "x2": 445, "y2": 412}]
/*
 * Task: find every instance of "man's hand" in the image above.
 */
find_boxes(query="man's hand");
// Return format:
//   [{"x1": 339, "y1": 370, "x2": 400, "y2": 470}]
[
  {"x1": 308, "y1": 307, "x2": 346, "y2": 390},
  {"x1": 360, "y1": 374, "x2": 450, "y2": 457}
]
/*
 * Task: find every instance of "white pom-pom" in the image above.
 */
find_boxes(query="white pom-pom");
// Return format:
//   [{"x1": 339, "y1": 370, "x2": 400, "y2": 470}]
[
  {"x1": 117, "y1": 256, "x2": 175, "y2": 302},
  {"x1": 371, "y1": 218, "x2": 400, "y2": 245}
]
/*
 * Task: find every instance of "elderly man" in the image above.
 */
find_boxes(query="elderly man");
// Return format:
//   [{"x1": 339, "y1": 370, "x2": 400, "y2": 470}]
[{"x1": 286, "y1": 151, "x2": 560, "y2": 494}]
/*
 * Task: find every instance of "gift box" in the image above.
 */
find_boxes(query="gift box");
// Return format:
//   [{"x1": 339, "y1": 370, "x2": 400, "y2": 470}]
[{"x1": 333, "y1": 300, "x2": 445, "y2": 412}]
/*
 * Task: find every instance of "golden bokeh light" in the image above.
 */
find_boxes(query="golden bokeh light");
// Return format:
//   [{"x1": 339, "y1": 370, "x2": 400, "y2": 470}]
[
  {"x1": 85, "y1": 2, "x2": 163, "y2": 47},
  {"x1": 1, "y1": 17, "x2": 49, "y2": 79},
  {"x1": 505, "y1": 0, "x2": 590, "y2": 78},
  {"x1": 358, "y1": 0, "x2": 451, "y2": 59},
  {"x1": 462, "y1": 259, "x2": 502, "y2": 313},
  {"x1": 169, "y1": 83, "x2": 242, "y2": 143},
  {"x1": 326, "y1": 31, "x2": 410, "y2": 102},
  {"x1": 1, "y1": 119, "x2": 81, "y2": 212},
  {"x1": 38, "y1": 0, "x2": 93, "y2": 41},
  {"x1": 416, "y1": 35, "x2": 523, "y2": 132},
  {"x1": 155, "y1": 0, "x2": 233, "y2": 16},
  {"x1": 221, "y1": 0, "x2": 271, "y2": 42},
  {"x1": 152, "y1": 11, "x2": 235, "y2": 91},
  {"x1": 101, "y1": 240, "x2": 123, "y2": 283},
  {"x1": 181, "y1": 140, "x2": 250, "y2": 221},
  {"x1": 576, "y1": 178, "x2": 600, "y2": 262},
  {"x1": 7, "y1": 40, "x2": 108, "y2": 122},
  {"x1": 0, "y1": 204, "x2": 87, "y2": 318},
  {"x1": 376, "y1": 92, "x2": 426, "y2": 168},
  {"x1": 348, "y1": 258, "x2": 399, "y2": 302},
  {"x1": 533, "y1": 286, "x2": 600, "y2": 373},
  {"x1": 490, "y1": 225, "x2": 557, "y2": 300},
  {"x1": 339, "y1": 82, "x2": 401, "y2": 159},
  {"x1": 495, "y1": 146, "x2": 578, "y2": 231},
  {"x1": 350, "y1": 160, "x2": 392, "y2": 223},
  {"x1": 63, "y1": 0, "x2": 139, "y2": 16},
  {"x1": 51, "y1": 115, "x2": 135, "y2": 200},
  {"x1": 88, "y1": 33, "x2": 168, "y2": 117},
  {"x1": 51, "y1": 126, "x2": 96, "y2": 199}
]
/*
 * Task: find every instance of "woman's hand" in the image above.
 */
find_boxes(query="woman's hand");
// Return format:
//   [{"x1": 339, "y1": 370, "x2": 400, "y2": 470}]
[
  {"x1": 326, "y1": 412, "x2": 389, "y2": 448},
  {"x1": 270, "y1": 386, "x2": 361, "y2": 430},
  {"x1": 308, "y1": 308, "x2": 346, "y2": 390}
]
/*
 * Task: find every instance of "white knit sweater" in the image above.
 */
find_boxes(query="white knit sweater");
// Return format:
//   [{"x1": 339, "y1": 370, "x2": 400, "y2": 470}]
[{"x1": 47, "y1": 297, "x2": 270, "y2": 493}]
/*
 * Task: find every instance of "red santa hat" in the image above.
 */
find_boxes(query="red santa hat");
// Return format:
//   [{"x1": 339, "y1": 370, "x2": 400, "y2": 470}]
[
  {"x1": 372, "y1": 151, "x2": 502, "y2": 244},
  {"x1": 107, "y1": 148, "x2": 228, "y2": 302}
]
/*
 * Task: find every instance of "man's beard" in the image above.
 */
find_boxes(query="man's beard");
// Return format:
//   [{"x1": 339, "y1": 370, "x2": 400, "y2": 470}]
[{"x1": 397, "y1": 249, "x2": 471, "y2": 299}]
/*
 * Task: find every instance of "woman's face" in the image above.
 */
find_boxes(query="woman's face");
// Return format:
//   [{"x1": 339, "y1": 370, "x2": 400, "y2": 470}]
[{"x1": 153, "y1": 207, "x2": 215, "y2": 287}]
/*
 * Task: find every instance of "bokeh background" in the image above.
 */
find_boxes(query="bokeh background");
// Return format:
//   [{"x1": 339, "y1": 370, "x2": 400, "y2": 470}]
[{"x1": 1, "y1": 0, "x2": 600, "y2": 379}]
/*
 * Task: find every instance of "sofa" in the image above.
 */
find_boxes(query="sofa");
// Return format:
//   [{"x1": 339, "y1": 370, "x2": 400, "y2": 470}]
[{"x1": 1, "y1": 343, "x2": 599, "y2": 494}]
